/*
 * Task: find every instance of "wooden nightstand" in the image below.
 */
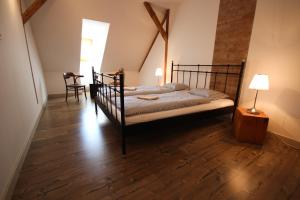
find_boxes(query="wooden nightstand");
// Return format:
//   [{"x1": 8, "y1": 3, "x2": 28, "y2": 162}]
[{"x1": 233, "y1": 107, "x2": 269, "y2": 144}]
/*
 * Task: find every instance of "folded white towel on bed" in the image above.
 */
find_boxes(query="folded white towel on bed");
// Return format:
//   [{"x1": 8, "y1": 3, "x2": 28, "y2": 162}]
[
  {"x1": 189, "y1": 88, "x2": 229, "y2": 100},
  {"x1": 124, "y1": 87, "x2": 137, "y2": 91},
  {"x1": 137, "y1": 95, "x2": 159, "y2": 100}
]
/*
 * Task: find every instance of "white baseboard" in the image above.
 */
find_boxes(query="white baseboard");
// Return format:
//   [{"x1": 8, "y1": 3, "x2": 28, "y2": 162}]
[
  {"x1": 271, "y1": 131, "x2": 300, "y2": 149},
  {"x1": 3, "y1": 102, "x2": 47, "y2": 200},
  {"x1": 48, "y1": 91, "x2": 89, "y2": 99}
]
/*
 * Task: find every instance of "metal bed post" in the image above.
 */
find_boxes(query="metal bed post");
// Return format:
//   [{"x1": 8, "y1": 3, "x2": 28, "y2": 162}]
[
  {"x1": 176, "y1": 65, "x2": 179, "y2": 83},
  {"x1": 224, "y1": 64, "x2": 230, "y2": 93},
  {"x1": 214, "y1": 72, "x2": 217, "y2": 90},
  {"x1": 189, "y1": 71, "x2": 192, "y2": 88},
  {"x1": 92, "y1": 67, "x2": 98, "y2": 115},
  {"x1": 182, "y1": 67, "x2": 185, "y2": 84},
  {"x1": 101, "y1": 73, "x2": 104, "y2": 103},
  {"x1": 171, "y1": 61, "x2": 174, "y2": 83},
  {"x1": 204, "y1": 72, "x2": 208, "y2": 89},
  {"x1": 119, "y1": 70, "x2": 126, "y2": 155},
  {"x1": 114, "y1": 76, "x2": 118, "y2": 120},
  {"x1": 196, "y1": 65, "x2": 200, "y2": 88},
  {"x1": 92, "y1": 67, "x2": 95, "y2": 84}
]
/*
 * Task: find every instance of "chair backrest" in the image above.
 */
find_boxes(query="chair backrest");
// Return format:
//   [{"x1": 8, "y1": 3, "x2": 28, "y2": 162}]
[{"x1": 63, "y1": 72, "x2": 75, "y2": 86}]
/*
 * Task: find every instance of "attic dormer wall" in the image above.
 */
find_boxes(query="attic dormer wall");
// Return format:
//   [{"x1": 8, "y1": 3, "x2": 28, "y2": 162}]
[{"x1": 27, "y1": 0, "x2": 168, "y2": 94}]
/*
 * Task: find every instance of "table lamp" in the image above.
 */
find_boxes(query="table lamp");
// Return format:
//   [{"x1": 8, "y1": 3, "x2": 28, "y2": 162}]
[
  {"x1": 248, "y1": 74, "x2": 269, "y2": 114},
  {"x1": 155, "y1": 68, "x2": 163, "y2": 86}
]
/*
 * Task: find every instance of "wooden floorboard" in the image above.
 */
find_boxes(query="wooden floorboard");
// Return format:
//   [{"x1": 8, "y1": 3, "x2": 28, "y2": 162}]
[{"x1": 12, "y1": 97, "x2": 300, "y2": 200}]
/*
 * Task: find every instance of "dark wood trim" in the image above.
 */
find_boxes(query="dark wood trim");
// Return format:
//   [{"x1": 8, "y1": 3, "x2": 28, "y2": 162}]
[
  {"x1": 139, "y1": 11, "x2": 169, "y2": 72},
  {"x1": 22, "y1": 0, "x2": 48, "y2": 24},
  {"x1": 144, "y1": 2, "x2": 168, "y2": 41},
  {"x1": 142, "y1": 2, "x2": 170, "y2": 82},
  {"x1": 171, "y1": 61, "x2": 174, "y2": 82},
  {"x1": 119, "y1": 71, "x2": 126, "y2": 154},
  {"x1": 139, "y1": 2, "x2": 170, "y2": 83},
  {"x1": 163, "y1": 10, "x2": 170, "y2": 83}
]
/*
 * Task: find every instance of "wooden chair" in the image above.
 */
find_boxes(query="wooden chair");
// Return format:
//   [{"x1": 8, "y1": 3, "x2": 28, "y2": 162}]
[{"x1": 63, "y1": 72, "x2": 87, "y2": 102}]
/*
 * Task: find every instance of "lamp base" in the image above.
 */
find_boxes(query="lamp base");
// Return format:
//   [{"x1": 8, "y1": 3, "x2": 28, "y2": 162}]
[{"x1": 247, "y1": 108, "x2": 260, "y2": 115}]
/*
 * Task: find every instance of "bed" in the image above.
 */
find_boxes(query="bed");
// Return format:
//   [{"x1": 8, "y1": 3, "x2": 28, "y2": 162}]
[
  {"x1": 92, "y1": 61, "x2": 245, "y2": 154},
  {"x1": 114, "y1": 85, "x2": 176, "y2": 96}
]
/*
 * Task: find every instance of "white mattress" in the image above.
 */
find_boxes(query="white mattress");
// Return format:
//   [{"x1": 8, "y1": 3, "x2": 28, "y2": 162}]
[
  {"x1": 126, "y1": 99, "x2": 233, "y2": 125},
  {"x1": 101, "y1": 98, "x2": 234, "y2": 125}
]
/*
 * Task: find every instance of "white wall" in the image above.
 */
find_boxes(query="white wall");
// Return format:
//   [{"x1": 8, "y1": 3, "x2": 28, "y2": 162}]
[
  {"x1": 26, "y1": 0, "x2": 173, "y2": 94},
  {"x1": 0, "y1": 0, "x2": 47, "y2": 199},
  {"x1": 24, "y1": 23, "x2": 48, "y2": 104},
  {"x1": 139, "y1": 33, "x2": 165, "y2": 86},
  {"x1": 123, "y1": 71, "x2": 140, "y2": 87},
  {"x1": 240, "y1": 0, "x2": 300, "y2": 141},
  {"x1": 140, "y1": 0, "x2": 220, "y2": 85}
]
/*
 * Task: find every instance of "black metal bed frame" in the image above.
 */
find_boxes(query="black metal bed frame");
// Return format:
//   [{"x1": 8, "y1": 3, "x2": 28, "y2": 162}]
[{"x1": 92, "y1": 61, "x2": 245, "y2": 155}]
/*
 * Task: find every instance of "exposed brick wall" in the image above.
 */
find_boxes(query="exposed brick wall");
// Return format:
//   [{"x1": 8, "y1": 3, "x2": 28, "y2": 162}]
[{"x1": 210, "y1": 0, "x2": 257, "y2": 99}]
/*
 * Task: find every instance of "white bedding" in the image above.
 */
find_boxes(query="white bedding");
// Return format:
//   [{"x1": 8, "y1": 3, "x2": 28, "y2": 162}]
[
  {"x1": 126, "y1": 98, "x2": 233, "y2": 125},
  {"x1": 120, "y1": 85, "x2": 175, "y2": 96},
  {"x1": 115, "y1": 91, "x2": 211, "y2": 116},
  {"x1": 100, "y1": 97, "x2": 234, "y2": 125}
]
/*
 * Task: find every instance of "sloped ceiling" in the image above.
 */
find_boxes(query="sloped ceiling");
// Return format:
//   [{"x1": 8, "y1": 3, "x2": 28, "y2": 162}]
[{"x1": 25, "y1": 0, "x2": 184, "y2": 73}]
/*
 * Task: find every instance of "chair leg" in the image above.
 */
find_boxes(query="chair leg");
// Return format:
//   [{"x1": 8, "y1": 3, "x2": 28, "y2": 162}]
[
  {"x1": 94, "y1": 101, "x2": 98, "y2": 115},
  {"x1": 77, "y1": 88, "x2": 79, "y2": 102},
  {"x1": 65, "y1": 89, "x2": 68, "y2": 102},
  {"x1": 74, "y1": 89, "x2": 77, "y2": 100},
  {"x1": 84, "y1": 86, "x2": 87, "y2": 99}
]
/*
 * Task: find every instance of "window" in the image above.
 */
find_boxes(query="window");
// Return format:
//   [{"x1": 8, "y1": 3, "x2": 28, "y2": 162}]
[{"x1": 80, "y1": 19, "x2": 110, "y2": 85}]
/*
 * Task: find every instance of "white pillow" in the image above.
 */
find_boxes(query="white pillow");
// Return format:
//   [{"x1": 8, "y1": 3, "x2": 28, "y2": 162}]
[
  {"x1": 189, "y1": 88, "x2": 229, "y2": 100},
  {"x1": 163, "y1": 83, "x2": 189, "y2": 91}
]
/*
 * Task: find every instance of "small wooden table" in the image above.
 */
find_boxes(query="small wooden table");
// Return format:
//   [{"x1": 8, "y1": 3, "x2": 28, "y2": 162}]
[{"x1": 233, "y1": 107, "x2": 269, "y2": 144}]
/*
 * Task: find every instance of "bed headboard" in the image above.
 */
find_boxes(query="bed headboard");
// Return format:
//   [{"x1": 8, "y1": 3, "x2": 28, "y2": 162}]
[{"x1": 171, "y1": 61, "x2": 245, "y2": 107}]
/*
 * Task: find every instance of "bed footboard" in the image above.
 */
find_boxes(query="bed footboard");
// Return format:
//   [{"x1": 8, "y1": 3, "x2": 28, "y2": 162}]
[{"x1": 92, "y1": 67, "x2": 127, "y2": 154}]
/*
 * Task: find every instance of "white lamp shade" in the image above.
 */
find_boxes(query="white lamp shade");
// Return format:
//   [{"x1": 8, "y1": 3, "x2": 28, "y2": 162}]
[
  {"x1": 155, "y1": 68, "x2": 163, "y2": 77},
  {"x1": 249, "y1": 74, "x2": 269, "y2": 90}
]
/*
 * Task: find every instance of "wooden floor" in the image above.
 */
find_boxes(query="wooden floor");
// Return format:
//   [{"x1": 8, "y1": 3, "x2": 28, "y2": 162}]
[{"x1": 12, "y1": 96, "x2": 300, "y2": 200}]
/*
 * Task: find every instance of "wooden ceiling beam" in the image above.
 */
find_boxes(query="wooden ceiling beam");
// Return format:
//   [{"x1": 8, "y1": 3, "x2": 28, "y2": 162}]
[
  {"x1": 163, "y1": 9, "x2": 170, "y2": 83},
  {"x1": 139, "y1": 11, "x2": 169, "y2": 72},
  {"x1": 22, "y1": 0, "x2": 48, "y2": 24},
  {"x1": 144, "y1": 2, "x2": 168, "y2": 41}
]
